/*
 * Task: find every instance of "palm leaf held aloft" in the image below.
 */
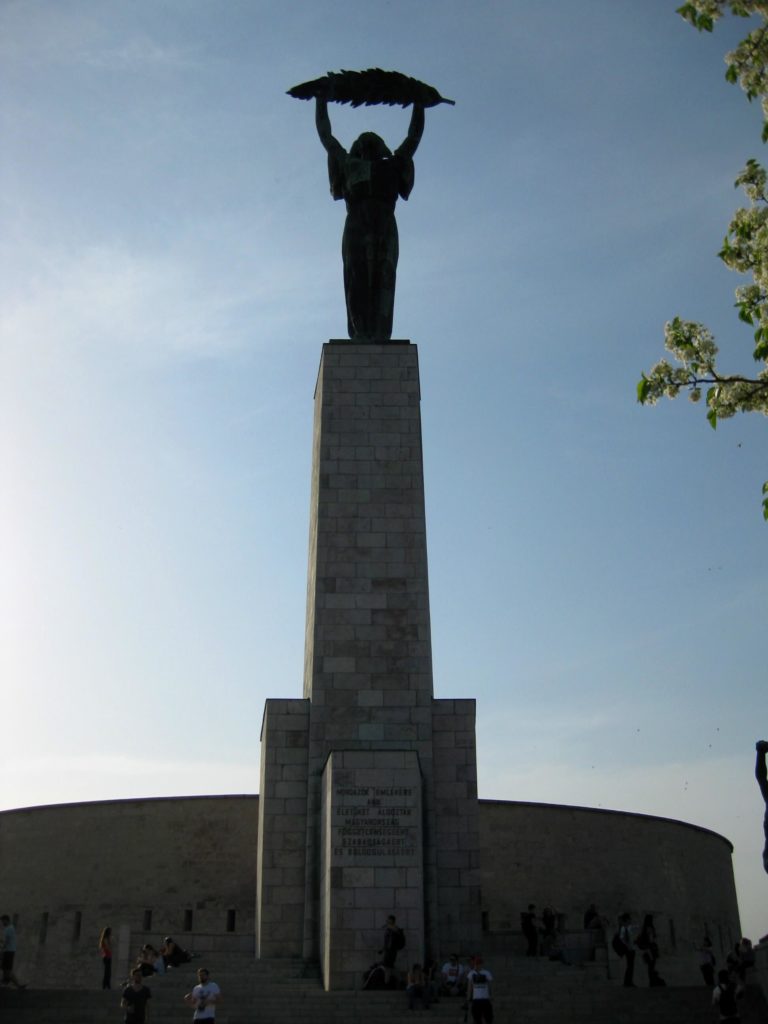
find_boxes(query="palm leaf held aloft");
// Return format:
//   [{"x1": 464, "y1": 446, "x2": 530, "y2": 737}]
[{"x1": 287, "y1": 69, "x2": 455, "y2": 108}]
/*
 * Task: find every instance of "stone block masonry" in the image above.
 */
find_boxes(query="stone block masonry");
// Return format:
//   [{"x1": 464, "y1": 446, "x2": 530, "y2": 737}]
[
  {"x1": 256, "y1": 343, "x2": 480, "y2": 986},
  {"x1": 303, "y1": 342, "x2": 433, "y2": 715},
  {"x1": 320, "y1": 750, "x2": 424, "y2": 990}
]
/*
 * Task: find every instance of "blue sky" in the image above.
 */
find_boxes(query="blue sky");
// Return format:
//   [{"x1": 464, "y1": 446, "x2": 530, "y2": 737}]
[{"x1": 1, "y1": 1, "x2": 766, "y2": 940}]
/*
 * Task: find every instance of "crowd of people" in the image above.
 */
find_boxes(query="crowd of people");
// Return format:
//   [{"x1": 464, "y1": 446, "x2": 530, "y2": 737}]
[
  {"x1": 401, "y1": 953, "x2": 494, "y2": 1020},
  {"x1": 521, "y1": 903, "x2": 568, "y2": 961},
  {"x1": 2, "y1": 895, "x2": 764, "y2": 1023},
  {"x1": 517, "y1": 896, "x2": 765, "y2": 1011},
  {"x1": 362, "y1": 915, "x2": 495, "y2": 1021},
  {"x1": 611, "y1": 911, "x2": 665, "y2": 988},
  {"x1": 707, "y1": 937, "x2": 757, "y2": 1022},
  {"x1": 98, "y1": 927, "x2": 196, "y2": 991},
  {"x1": 97, "y1": 925, "x2": 212, "y2": 1024},
  {"x1": 611, "y1": 908, "x2": 761, "y2": 1019}
]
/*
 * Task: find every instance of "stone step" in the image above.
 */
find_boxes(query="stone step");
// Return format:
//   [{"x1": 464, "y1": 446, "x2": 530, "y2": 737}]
[
  {"x1": 3, "y1": 951, "x2": 764, "y2": 1024},
  {"x1": 0, "y1": 979, "x2": 725, "y2": 1024}
]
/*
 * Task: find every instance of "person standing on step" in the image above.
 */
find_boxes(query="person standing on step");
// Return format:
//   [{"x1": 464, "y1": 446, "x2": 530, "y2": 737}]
[
  {"x1": 541, "y1": 905, "x2": 557, "y2": 951},
  {"x1": 440, "y1": 953, "x2": 465, "y2": 996},
  {"x1": 712, "y1": 968, "x2": 743, "y2": 1023},
  {"x1": 99, "y1": 926, "x2": 113, "y2": 989},
  {"x1": 616, "y1": 912, "x2": 636, "y2": 988},
  {"x1": 184, "y1": 966, "x2": 221, "y2": 1021},
  {"x1": 466, "y1": 954, "x2": 493, "y2": 1024},
  {"x1": 636, "y1": 914, "x2": 664, "y2": 987},
  {"x1": 520, "y1": 903, "x2": 539, "y2": 957},
  {"x1": 698, "y1": 936, "x2": 716, "y2": 987},
  {"x1": 121, "y1": 967, "x2": 151, "y2": 1024},
  {"x1": 406, "y1": 962, "x2": 430, "y2": 1010},
  {"x1": 379, "y1": 914, "x2": 405, "y2": 987},
  {"x1": 0, "y1": 914, "x2": 27, "y2": 989}
]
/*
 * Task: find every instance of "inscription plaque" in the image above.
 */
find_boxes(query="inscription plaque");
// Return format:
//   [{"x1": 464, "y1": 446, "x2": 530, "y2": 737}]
[{"x1": 332, "y1": 785, "x2": 418, "y2": 860}]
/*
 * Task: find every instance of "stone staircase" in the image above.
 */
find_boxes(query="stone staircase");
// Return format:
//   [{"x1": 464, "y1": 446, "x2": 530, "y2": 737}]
[{"x1": 1, "y1": 950, "x2": 766, "y2": 1023}]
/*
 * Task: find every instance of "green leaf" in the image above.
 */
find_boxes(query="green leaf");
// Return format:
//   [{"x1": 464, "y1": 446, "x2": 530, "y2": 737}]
[
  {"x1": 726, "y1": 64, "x2": 739, "y2": 84},
  {"x1": 753, "y1": 339, "x2": 768, "y2": 360},
  {"x1": 637, "y1": 376, "x2": 650, "y2": 404},
  {"x1": 763, "y1": 481, "x2": 768, "y2": 495},
  {"x1": 738, "y1": 305, "x2": 754, "y2": 324},
  {"x1": 676, "y1": 3, "x2": 697, "y2": 27},
  {"x1": 707, "y1": 408, "x2": 718, "y2": 430},
  {"x1": 763, "y1": 496, "x2": 768, "y2": 522},
  {"x1": 762, "y1": 121, "x2": 768, "y2": 144}
]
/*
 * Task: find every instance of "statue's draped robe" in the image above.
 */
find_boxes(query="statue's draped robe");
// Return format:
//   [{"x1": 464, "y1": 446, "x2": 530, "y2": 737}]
[{"x1": 327, "y1": 141, "x2": 415, "y2": 340}]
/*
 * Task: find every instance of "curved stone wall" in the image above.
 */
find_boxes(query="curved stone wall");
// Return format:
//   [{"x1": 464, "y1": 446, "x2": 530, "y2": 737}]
[
  {"x1": 0, "y1": 795, "x2": 258, "y2": 987},
  {"x1": 478, "y1": 799, "x2": 740, "y2": 959},
  {"x1": 0, "y1": 794, "x2": 740, "y2": 987}
]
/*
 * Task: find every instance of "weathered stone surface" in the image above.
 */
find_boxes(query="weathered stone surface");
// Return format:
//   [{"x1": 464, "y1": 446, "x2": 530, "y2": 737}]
[
  {"x1": 319, "y1": 749, "x2": 428, "y2": 987},
  {"x1": 256, "y1": 698, "x2": 309, "y2": 958}
]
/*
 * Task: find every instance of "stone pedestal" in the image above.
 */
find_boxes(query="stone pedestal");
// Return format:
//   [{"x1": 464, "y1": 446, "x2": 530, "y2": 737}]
[
  {"x1": 320, "y1": 750, "x2": 423, "y2": 989},
  {"x1": 256, "y1": 342, "x2": 481, "y2": 986}
]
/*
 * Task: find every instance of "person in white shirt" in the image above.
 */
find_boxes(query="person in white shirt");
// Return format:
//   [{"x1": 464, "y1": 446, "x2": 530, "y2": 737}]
[
  {"x1": 183, "y1": 967, "x2": 221, "y2": 1021},
  {"x1": 466, "y1": 955, "x2": 493, "y2": 1024},
  {"x1": 440, "y1": 953, "x2": 465, "y2": 996}
]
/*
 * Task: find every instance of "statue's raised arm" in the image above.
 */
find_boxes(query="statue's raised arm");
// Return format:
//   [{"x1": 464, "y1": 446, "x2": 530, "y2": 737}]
[
  {"x1": 395, "y1": 104, "x2": 424, "y2": 162},
  {"x1": 315, "y1": 96, "x2": 342, "y2": 155},
  {"x1": 289, "y1": 70, "x2": 453, "y2": 341}
]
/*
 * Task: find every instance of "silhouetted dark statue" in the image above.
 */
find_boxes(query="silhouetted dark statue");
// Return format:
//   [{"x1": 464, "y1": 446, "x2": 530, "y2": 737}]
[
  {"x1": 756, "y1": 740, "x2": 768, "y2": 873},
  {"x1": 316, "y1": 97, "x2": 423, "y2": 340},
  {"x1": 288, "y1": 70, "x2": 453, "y2": 341}
]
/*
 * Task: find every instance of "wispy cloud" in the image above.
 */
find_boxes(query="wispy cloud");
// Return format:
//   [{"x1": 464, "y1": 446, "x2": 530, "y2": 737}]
[
  {"x1": 83, "y1": 36, "x2": 199, "y2": 72},
  {"x1": 0, "y1": 6, "x2": 197, "y2": 73},
  {"x1": 1, "y1": 242, "x2": 274, "y2": 367}
]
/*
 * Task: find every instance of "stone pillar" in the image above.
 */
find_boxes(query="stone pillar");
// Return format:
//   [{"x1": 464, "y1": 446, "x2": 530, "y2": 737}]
[
  {"x1": 432, "y1": 699, "x2": 481, "y2": 950},
  {"x1": 300, "y1": 343, "x2": 439, "y2": 972},
  {"x1": 302, "y1": 342, "x2": 434, "y2": 709},
  {"x1": 256, "y1": 698, "x2": 309, "y2": 957},
  {"x1": 256, "y1": 342, "x2": 481, "y2": 983}
]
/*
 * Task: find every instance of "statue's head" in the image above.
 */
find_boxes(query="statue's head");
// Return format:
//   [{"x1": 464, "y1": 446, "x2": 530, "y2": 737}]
[{"x1": 350, "y1": 132, "x2": 391, "y2": 160}]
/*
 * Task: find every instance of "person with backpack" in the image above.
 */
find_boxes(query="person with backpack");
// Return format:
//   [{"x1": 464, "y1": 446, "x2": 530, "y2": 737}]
[
  {"x1": 379, "y1": 914, "x2": 405, "y2": 986},
  {"x1": 635, "y1": 914, "x2": 665, "y2": 987}
]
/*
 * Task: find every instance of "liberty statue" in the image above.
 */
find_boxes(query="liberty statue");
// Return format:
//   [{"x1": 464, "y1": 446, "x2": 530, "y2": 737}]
[{"x1": 289, "y1": 69, "x2": 453, "y2": 340}]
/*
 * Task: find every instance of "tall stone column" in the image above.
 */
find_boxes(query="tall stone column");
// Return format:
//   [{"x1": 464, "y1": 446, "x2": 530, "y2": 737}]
[
  {"x1": 256, "y1": 342, "x2": 480, "y2": 987},
  {"x1": 301, "y1": 342, "x2": 437, "y2": 987}
]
